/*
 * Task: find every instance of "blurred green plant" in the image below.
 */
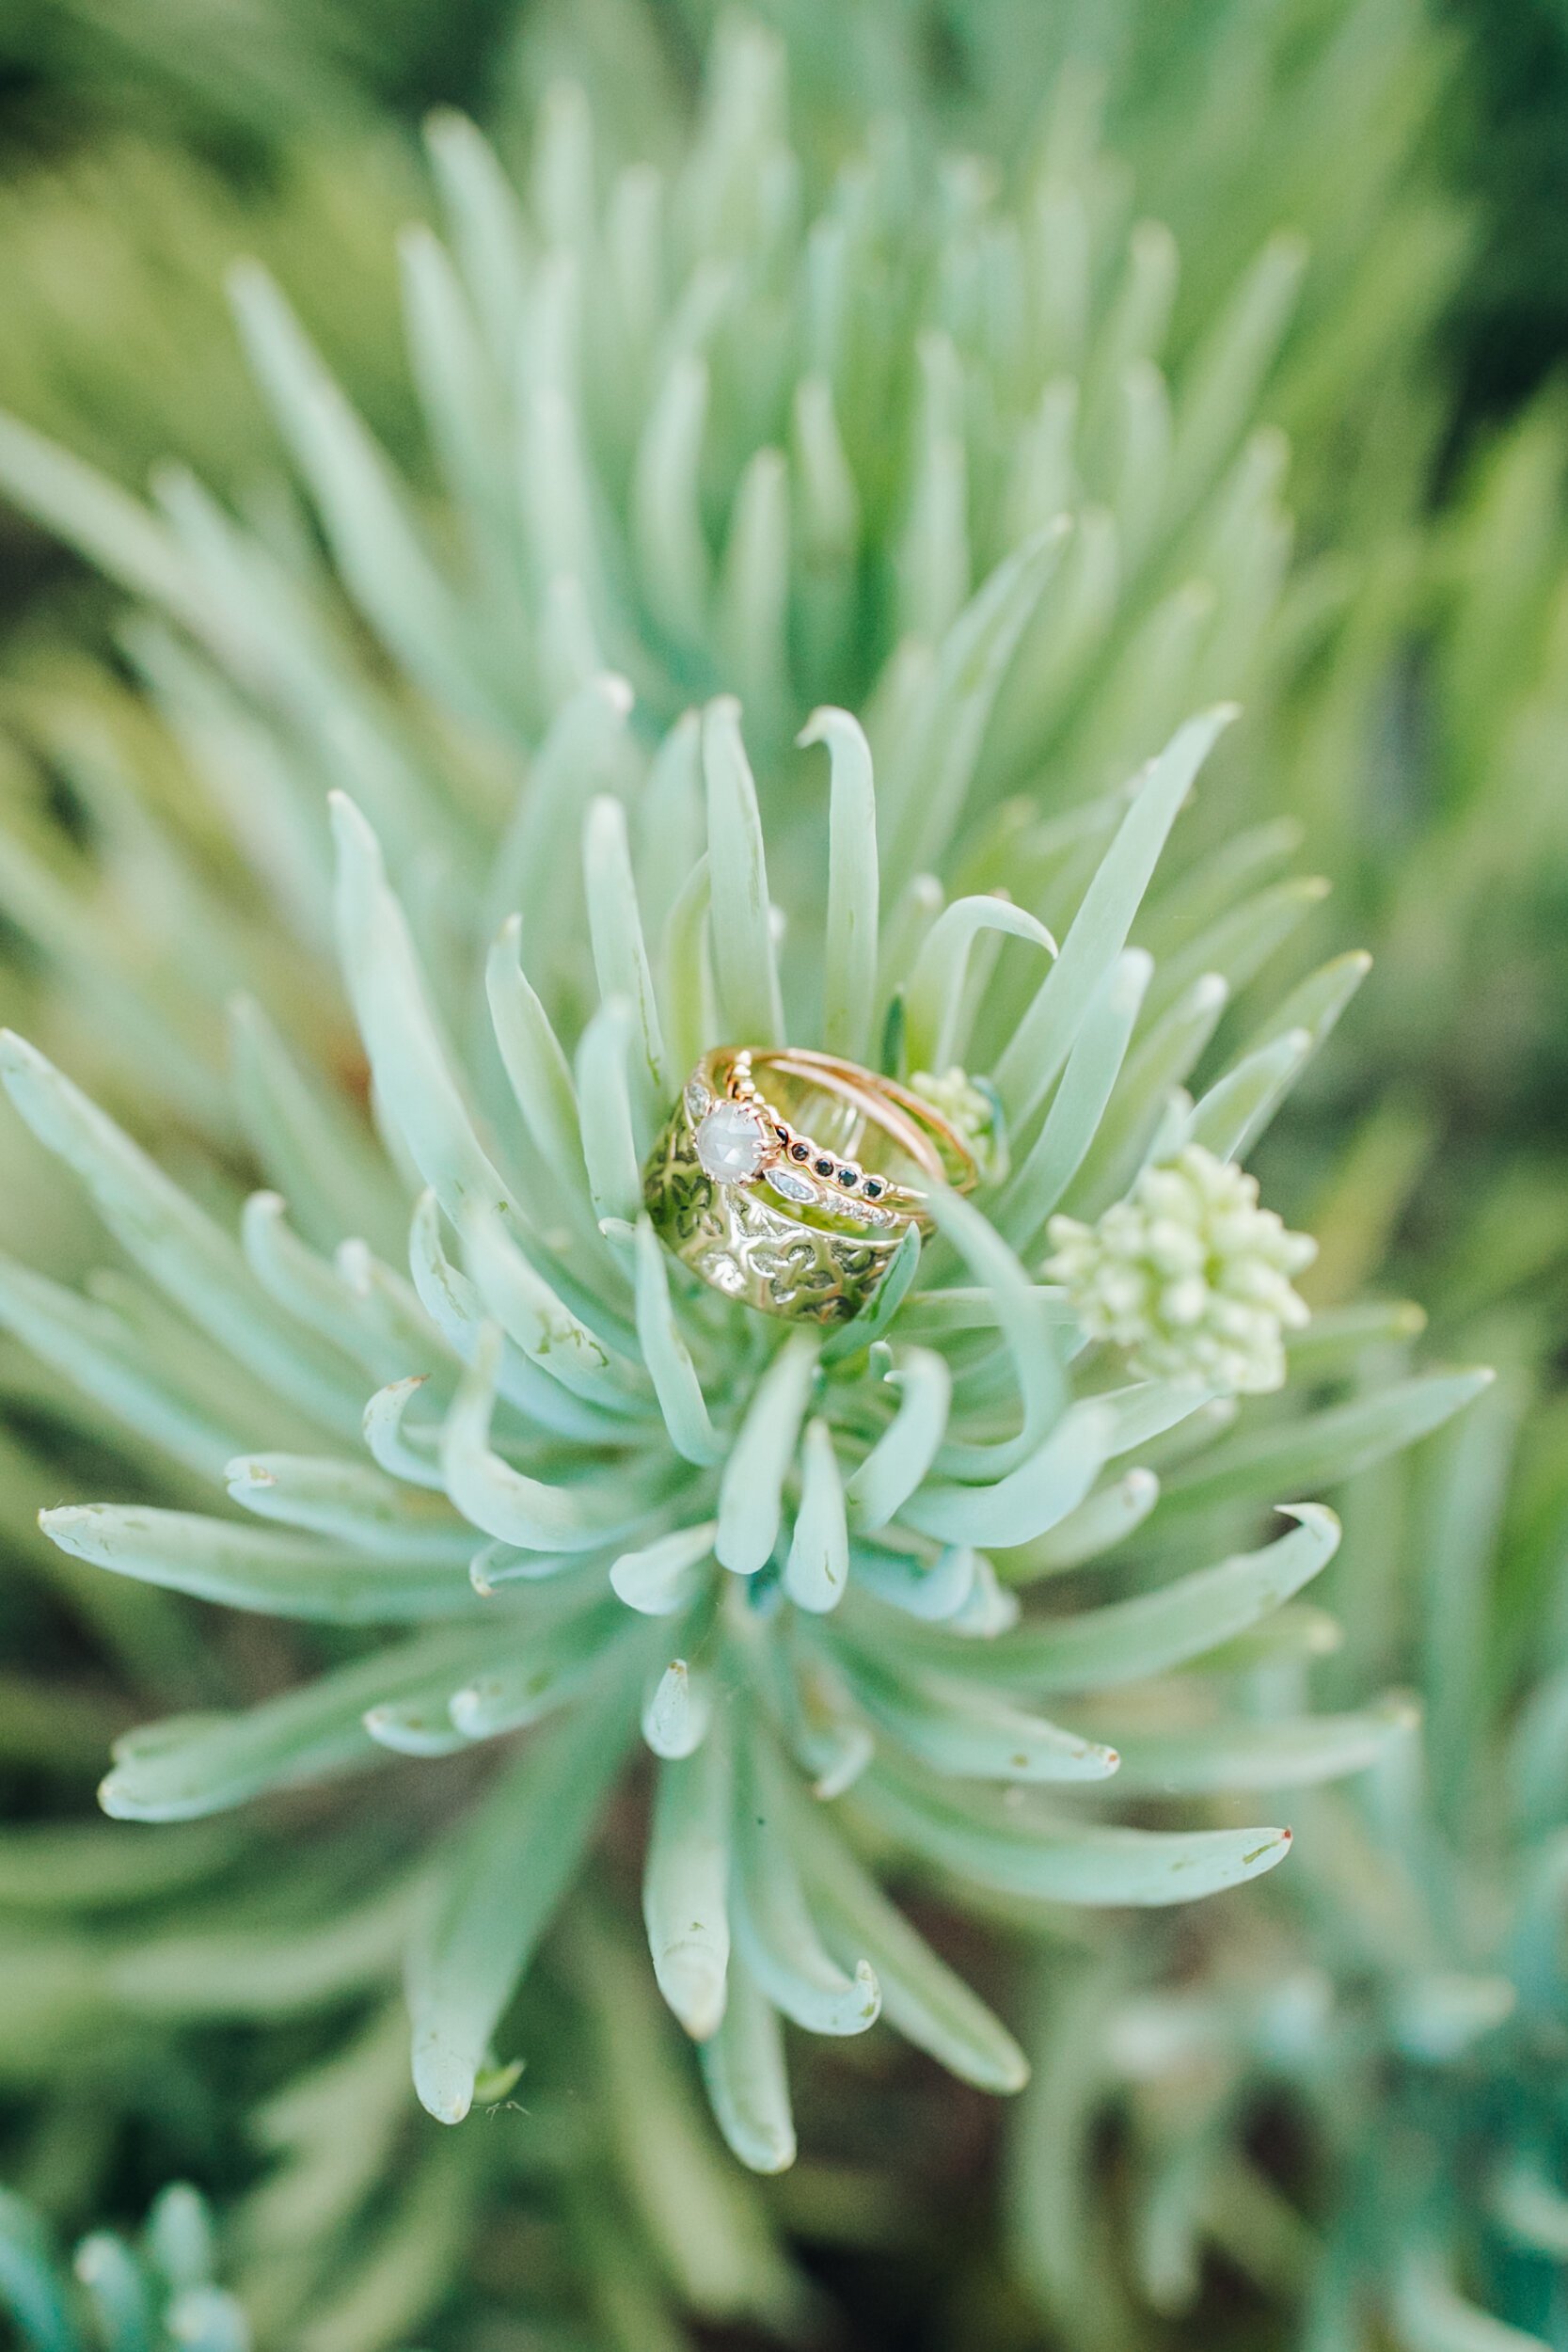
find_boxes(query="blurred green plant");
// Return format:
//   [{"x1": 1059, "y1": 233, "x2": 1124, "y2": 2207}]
[
  {"x1": 0, "y1": 2, "x2": 1465, "y2": 1147},
  {"x1": 1009, "y1": 1341, "x2": 1568, "y2": 2349},
  {"x1": 0, "y1": 1777, "x2": 797, "y2": 2351},
  {"x1": 0, "y1": 16, "x2": 1486, "y2": 2220},
  {"x1": 0, "y1": 0, "x2": 520, "y2": 154},
  {"x1": 0, "y1": 138, "x2": 415, "y2": 499},
  {"x1": 0, "y1": 2180, "x2": 255, "y2": 2352},
  {"x1": 3, "y1": 12, "x2": 1565, "y2": 2352},
  {"x1": 1005, "y1": 1070, "x2": 1568, "y2": 2352}
]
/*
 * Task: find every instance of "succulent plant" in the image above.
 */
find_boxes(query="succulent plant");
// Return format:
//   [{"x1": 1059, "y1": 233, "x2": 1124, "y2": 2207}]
[{"x1": 0, "y1": 15, "x2": 1497, "y2": 2200}]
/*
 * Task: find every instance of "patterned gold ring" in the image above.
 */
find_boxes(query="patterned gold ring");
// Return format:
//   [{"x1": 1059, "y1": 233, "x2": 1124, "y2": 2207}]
[{"x1": 641, "y1": 1048, "x2": 978, "y2": 1325}]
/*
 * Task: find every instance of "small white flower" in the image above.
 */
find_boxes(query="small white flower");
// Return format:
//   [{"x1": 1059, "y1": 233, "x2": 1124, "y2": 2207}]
[
  {"x1": 1044, "y1": 1144, "x2": 1316, "y2": 1393},
  {"x1": 909, "y1": 1067, "x2": 1006, "y2": 1179}
]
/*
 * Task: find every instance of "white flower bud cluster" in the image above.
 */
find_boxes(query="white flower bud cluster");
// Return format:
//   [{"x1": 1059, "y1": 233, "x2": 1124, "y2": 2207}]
[
  {"x1": 1043, "y1": 1144, "x2": 1317, "y2": 1394},
  {"x1": 910, "y1": 1067, "x2": 1006, "y2": 1179}
]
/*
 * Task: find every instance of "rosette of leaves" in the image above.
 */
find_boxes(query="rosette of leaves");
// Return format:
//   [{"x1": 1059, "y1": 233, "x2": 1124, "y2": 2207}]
[
  {"x1": 0, "y1": 3, "x2": 1509, "y2": 1304},
  {"x1": 0, "y1": 1, "x2": 1452, "y2": 1406},
  {"x1": 1004, "y1": 1330, "x2": 1568, "y2": 2352},
  {"x1": 0, "y1": 649, "x2": 1491, "y2": 2174},
  {"x1": 0, "y1": 1445, "x2": 790, "y2": 2352},
  {"x1": 0, "y1": 11, "x2": 1417, "y2": 1135},
  {"x1": 0, "y1": 18, "x2": 1494, "y2": 2181}
]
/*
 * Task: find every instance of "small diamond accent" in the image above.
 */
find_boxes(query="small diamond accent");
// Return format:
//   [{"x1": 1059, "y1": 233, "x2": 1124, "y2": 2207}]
[
  {"x1": 694, "y1": 1100, "x2": 769, "y2": 1183},
  {"x1": 768, "y1": 1166, "x2": 817, "y2": 1205},
  {"x1": 684, "y1": 1077, "x2": 713, "y2": 1121}
]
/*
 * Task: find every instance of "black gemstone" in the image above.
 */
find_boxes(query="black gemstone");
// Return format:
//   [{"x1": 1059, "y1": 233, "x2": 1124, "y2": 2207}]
[
  {"x1": 838, "y1": 1168, "x2": 858, "y2": 1188},
  {"x1": 791, "y1": 1141, "x2": 811, "y2": 1162},
  {"x1": 814, "y1": 1157, "x2": 834, "y2": 1177},
  {"x1": 863, "y1": 1179, "x2": 883, "y2": 1199},
  {"x1": 774, "y1": 1124, "x2": 790, "y2": 1144}
]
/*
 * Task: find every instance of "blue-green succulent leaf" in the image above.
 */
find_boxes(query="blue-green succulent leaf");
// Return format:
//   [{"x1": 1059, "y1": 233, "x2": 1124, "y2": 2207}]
[
  {"x1": 633, "y1": 354, "x2": 711, "y2": 650},
  {"x1": 1161, "y1": 1374, "x2": 1495, "y2": 1514},
  {"x1": 0, "y1": 2186, "x2": 73, "y2": 2352},
  {"x1": 942, "y1": 1503, "x2": 1340, "y2": 1692},
  {"x1": 716, "y1": 1334, "x2": 818, "y2": 1575},
  {"x1": 818, "y1": 1220, "x2": 922, "y2": 1367},
  {"x1": 645, "y1": 1726, "x2": 733, "y2": 2042},
  {"x1": 885, "y1": 524, "x2": 1069, "y2": 887},
  {"x1": 584, "y1": 796, "x2": 671, "y2": 1117},
  {"x1": 792, "y1": 1795, "x2": 1028, "y2": 2092},
  {"x1": 703, "y1": 696, "x2": 785, "y2": 1045},
  {"x1": 862, "y1": 1768, "x2": 1292, "y2": 1905},
  {"x1": 699, "y1": 1950, "x2": 796, "y2": 2176},
  {"x1": 230, "y1": 262, "x2": 500, "y2": 737},
  {"x1": 574, "y1": 997, "x2": 647, "y2": 1231},
  {"x1": 229, "y1": 993, "x2": 406, "y2": 1261},
  {"x1": 927, "y1": 1190, "x2": 1067, "y2": 1478},
  {"x1": 631, "y1": 1217, "x2": 725, "y2": 1468},
  {"x1": 100, "y1": 1625, "x2": 499, "y2": 1819},
  {"x1": 0, "y1": 407, "x2": 202, "y2": 629},
  {"x1": 904, "y1": 896, "x2": 1057, "y2": 1078},
  {"x1": 844, "y1": 1349, "x2": 952, "y2": 1533},
  {"x1": 997, "y1": 1469, "x2": 1162, "y2": 1583},
  {"x1": 784, "y1": 1418, "x2": 850, "y2": 1613},
  {"x1": 446, "y1": 1600, "x2": 636, "y2": 1738},
  {"x1": 223, "y1": 1454, "x2": 475, "y2": 1560},
  {"x1": 0, "y1": 1032, "x2": 365, "y2": 1438},
  {"x1": 1104, "y1": 1694, "x2": 1419, "y2": 1792},
  {"x1": 903, "y1": 1399, "x2": 1115, "y2": 1548},
  {"x1": 999, "y1": 947, "x2": 1151, "y2": 1253},
  {"x1": 1067, "y1": 971, "x2": 1230, "y2": 1217},
  {"x1": 733, "y1": 1738, "x2": 881, "y2": 2037},
  {"x1": 831, "y1": 1641, "x2": 1119, "y2": 1784},
  {"x1": 0, "y1": 1252, "x2": 249, "y2": 1476},
  {"x1": 329, "y1": 796, "x2": 515, "y2": 1232},
  {"x1": 361, "y1": 1375, "x2": 447, "y2": 1491},
  {"x1": 1389, "y1": 2250, "x2": 1549, "y2": 2352},
  {"x1": 72, "y1": 2232, "x2": 155, "y2": 2352},
  {"x1": 803, "y1": 706, "x2": 879, "y2": 1064},
  {"x1": 40, "y1": 1502, "x2": 483, "y2": 1623},
  {"x1": 1183, "y1": 1025, "x2": 1312, "y2": 1162},
  {"x1": 440, "y1": 1326, "x2": 653, "y2": 1552},
  {"x1": 408, "y1": 1673, "x2": 639, "y2": 2124},
  {"x1": 612, "y1": 1523, "x2": 718, "y2": 1617},
  {"x1": 993, "y1": 706, "x2": 1236, "y2": 1125},
  {"x1": 1145, "y1": 874, "x2": 1327, "y2": 1023},
  {"x1": 641, "y1": 1659, "x2": 713, "y2": 1760}
]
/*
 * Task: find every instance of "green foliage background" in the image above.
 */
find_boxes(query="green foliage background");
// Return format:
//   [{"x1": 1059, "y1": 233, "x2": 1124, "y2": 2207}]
[{"x1": 0, "y1": 4, "x2": 1565, "y2": 2350}]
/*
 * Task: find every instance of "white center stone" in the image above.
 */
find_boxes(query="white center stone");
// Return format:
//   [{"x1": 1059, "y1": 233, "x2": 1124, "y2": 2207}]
[{"x1": 694, "y1": 1100, "x2": 768, "y2": 1183}]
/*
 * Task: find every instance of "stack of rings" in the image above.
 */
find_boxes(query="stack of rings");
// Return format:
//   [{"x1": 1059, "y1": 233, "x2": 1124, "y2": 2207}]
[{"x1": 642, "y1": 1045, "x2": 981, "y2": 1325}]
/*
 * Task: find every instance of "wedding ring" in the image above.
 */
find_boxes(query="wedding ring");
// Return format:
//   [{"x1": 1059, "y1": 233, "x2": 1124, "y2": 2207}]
[{"x1": 641, "y1": 1047, "x2": 980, "y2": 1324}]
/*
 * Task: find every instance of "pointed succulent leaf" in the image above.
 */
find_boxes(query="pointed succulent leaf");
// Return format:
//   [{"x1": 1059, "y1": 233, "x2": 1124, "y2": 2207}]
[{"x1": 408, "y1": 1666, "x2": 640, "y2": 2124}]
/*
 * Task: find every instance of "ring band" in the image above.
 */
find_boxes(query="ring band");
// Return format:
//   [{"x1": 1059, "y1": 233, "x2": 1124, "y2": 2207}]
[{"x1": 642, "y1": 1047, "x2": 979, "y2": 1325}]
